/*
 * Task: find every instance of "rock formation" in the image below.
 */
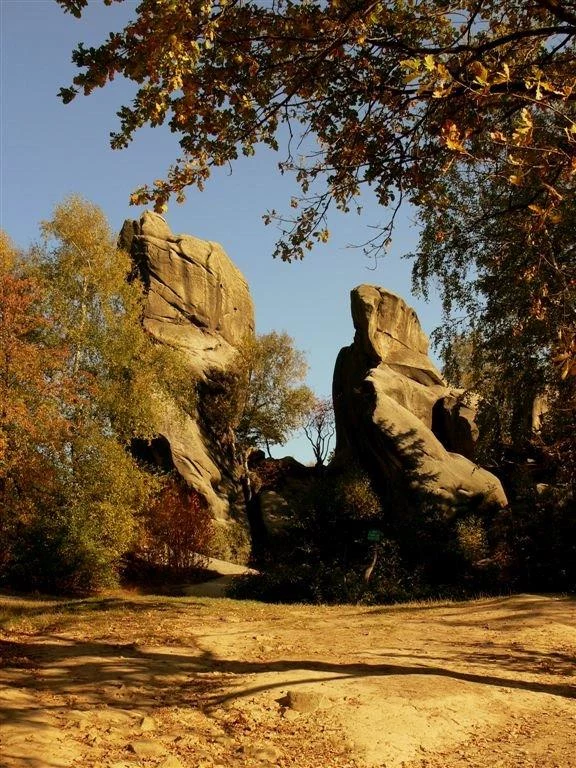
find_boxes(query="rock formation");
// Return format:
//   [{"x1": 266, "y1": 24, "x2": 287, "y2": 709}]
[
  {"x1": 120, "y1": 212, "x2": 254, "y2": 542},
  {"x1": 333, "y1": 285, "x2": 507, "y2": 508}
]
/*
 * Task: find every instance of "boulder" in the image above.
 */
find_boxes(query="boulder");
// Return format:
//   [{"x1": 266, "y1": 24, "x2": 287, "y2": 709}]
[
  {"x1": 120, "y1": 213, "x2": 255, "y2": 532},
  {"x1": 333, "y1": 285, "x2": 507, "y2": 508}
]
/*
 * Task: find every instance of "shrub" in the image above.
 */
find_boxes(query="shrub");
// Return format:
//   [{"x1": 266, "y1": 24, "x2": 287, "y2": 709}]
[
  {"x1": 208, "y1": 520, "x2": 252, "y2": 565},
  {"x1": 487, "y1": 484, "x2": 576, "y2": 592},
  {"x1": 1, "y1": 437, "x2": 155, "y2": 595},
  {"x1": 456, "y1": 515, "x2": 489, "y2": 564},
  {"x1": 335, "y1": 469, "x2": 381, "y2": 520},
  {"x1": 136, "y1": 475, "x2": 213, "y2": 573}
]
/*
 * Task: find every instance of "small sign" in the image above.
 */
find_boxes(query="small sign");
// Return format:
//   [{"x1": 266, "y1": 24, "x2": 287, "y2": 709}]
[{"x1": 367, "y1": 528, "x2": 382, "y2": 542}]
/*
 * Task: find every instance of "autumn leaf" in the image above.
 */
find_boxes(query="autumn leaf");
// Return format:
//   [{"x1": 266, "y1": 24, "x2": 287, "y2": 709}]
[{"x1": 441, "y1": 120, "x2": 465, "y2": 152}]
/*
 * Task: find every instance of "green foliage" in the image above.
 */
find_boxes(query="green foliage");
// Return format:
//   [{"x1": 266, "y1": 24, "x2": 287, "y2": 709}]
[
  {"x1": 415, "y1": 162, "x2": 576, "y2": 487},
  {"x1": 2, "y1": 430, "x2": 155, "y2": 595},
  {"x1": 236, "y1": 451, "x2": 521, "y2": 604},
  {"x1": 199, "y1": 332, "x2": 314, "y2": 459},
  {"x1": 455, "y1": 516, "x2": 489, "y2": 565},
  {"x1": 0, "y1": 198, "x2": 172, "y2": 594},
  {"x1": 229, "y1": 563, "x2": 316, "y2": 604},
  {"x1": 208, "y1": 520, "x2": 252, "y2": 565},
  {"x1": 334, "y1": 469, "x2": 381, "y2": 521},
  {"x1": 233, "y1": 466, "x2": 420, "y2": 604},
  {"x1": 236, "y1": 331, "x2": 315, "y2": 454},
  {"x1": 485, "y1": 481, "x2": 576, "y2": 592},
  {"x1": 37, "y1": 196, "x2": 166, "y2": 441}
]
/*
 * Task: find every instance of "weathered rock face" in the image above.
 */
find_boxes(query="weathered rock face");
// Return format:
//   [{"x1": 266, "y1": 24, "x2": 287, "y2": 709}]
[
  {"x1": 120, "y1": 212, "x2": 254, "y2": 375},
  {"x1": 120, "y1": 212, "x2": 255, "y2": 531},
  {"x1": 333, "y1": 285, "x2": 507, "y2": 508}
]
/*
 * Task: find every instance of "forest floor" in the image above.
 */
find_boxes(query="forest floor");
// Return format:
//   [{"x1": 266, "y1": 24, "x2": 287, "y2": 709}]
[{"x1": 0, "y1": 590, "x2": 575, "y2": 768}]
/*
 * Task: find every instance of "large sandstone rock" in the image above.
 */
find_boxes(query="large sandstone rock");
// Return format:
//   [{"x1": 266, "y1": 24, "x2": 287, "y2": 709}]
[
  {"x1": 333, "y1": 285, "x2": 507, "y2": 508},
  {"x1": 120, "y1": 213, "x2": 255, "y2": 531},
  {"x1": 120, "y1": 212, "x2": 254, "y2": 374}
]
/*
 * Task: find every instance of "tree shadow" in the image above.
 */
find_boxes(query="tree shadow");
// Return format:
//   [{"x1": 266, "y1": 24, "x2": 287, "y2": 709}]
[
  {"x1": 0, "y1": 594, "x2": 211, "y2": 631},
  {"x1": 2, "y1": 593, "x2": 575, "y2": 768},
  {"x1": 1, "y1": 626, "x2": 574, "y2": 730},
  {"x1": 207, "y1": 654, "x2": 576, "y2": 707}
]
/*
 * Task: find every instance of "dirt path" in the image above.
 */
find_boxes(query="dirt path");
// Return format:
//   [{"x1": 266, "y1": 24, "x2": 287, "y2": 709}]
[{"x1": 0, "y1": 593, "x2": 574, "y2": 768}]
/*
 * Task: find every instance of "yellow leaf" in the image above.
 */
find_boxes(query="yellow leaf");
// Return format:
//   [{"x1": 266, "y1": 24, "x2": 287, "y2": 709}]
[
  {"x1": 519, "y1": 107, "x2": 533, "y2": 130},
  {"x1": 469, "y1": 60, "x2": 489, "y2": 85},
  {"x1": 441, "y1": 120, "x2": 466, "y2": 152}
]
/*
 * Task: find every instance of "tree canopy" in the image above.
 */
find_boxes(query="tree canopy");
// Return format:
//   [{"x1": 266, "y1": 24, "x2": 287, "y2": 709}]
[
  {"x1": 59, "y1": 0, "x2": 576, "y2": 252},
  {"x1": 235, "y1": 330, "x2": 314, "y2": 455},
  {"x1": 0, "y1": 199, "x2": 175, "y2": 593}
]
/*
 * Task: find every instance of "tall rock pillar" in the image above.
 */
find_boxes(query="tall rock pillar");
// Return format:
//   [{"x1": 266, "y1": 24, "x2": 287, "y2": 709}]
[
  {"x1": 120, "y1": 212, "x2": 255, "y2": 552},
  {"x1": 332, "y1": 285, "x2": 507, "y2": 508}
]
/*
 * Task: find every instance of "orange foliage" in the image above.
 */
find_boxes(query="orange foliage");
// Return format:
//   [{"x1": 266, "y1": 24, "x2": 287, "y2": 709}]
[
  {"x1": 0, "y1": 251, "x2": 68, "y2": 476},
  {"x1": 140, "y1": 477, "x2": 214, "y2": 572}
]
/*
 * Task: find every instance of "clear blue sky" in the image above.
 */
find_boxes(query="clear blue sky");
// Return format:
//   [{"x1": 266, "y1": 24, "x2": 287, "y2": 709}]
[{"x1": 0, "y1": 0, "x2": 443, "y2": 462}]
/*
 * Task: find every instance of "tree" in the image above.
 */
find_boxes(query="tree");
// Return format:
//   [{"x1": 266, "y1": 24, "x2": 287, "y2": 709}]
[
  {"x1": 414, "y1": 163, "x2": 575, "y2": 490},
  {"x1": 58, "y1": 0, "x2": 576, "y2": 250},
  {"x1": 0, "y1": 233, "x2": 66, "y2": 477},
  {"x1": 34, "y1": 196, "x2": 171, "y2": 590},
  {"x1": 1, "y1": 199, "x2": 185, "y2": 593},
  {"x1": 38, "y1": 196, "x2": 165, "y2": 441},
  {"x1": 236, "y1": 331, "x2": 315, "y2": 456},
  {"x1": 303, "y1": 397, "x2": 335, "y2": 468},
  {"x1": 137, "y1": 475, "x2": 214, "y2": 573},
  {"x1": 197, "y1": 330, "x2": 313, "y2": 507},
  {"x1": 0, "y1": 233, "x2": 71, "y2": 576}
]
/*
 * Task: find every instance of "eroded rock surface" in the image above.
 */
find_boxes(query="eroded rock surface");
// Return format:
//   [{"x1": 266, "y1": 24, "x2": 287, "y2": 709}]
[
  {"x1": 120, "y1": 212, "x2": 255, "y2": 530},
  {"x1": 333, "y1": 285, "x2": 507, "y2": 507}
]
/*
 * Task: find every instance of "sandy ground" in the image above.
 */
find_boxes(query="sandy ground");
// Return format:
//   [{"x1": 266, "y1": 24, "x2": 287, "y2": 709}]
[{"x1": 0, "y1": 591, "x2": 575, "y2": 768}]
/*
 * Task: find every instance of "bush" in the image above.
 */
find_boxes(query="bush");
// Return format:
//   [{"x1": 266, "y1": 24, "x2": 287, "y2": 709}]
[
  {"x1": 208, "y1": 520, "x2": 252, "y2": 564},
  {"x1": 0, "y1": 438, "x2": 154, "y2": 595},
  {"x1": 334, "y1": 469, "x2": 381, "y2": 520},
  {"x1": 136, "y1": 475, "x2": 213, "y2": 572},
  {"x1": 5, "y1": 508, "x2": 126, "y2": 595},
  {"x1": 456, "y1": 515, "x2": 489, "y2": 564},
  {"x1": 229, "y1": 563, "x2": 315, "y2": 603},
  {"x1": 235, "y1": 465, "x2": 513, "y2": 605},
  {"x1": 487, "y1": 484, "x2": 576, "y2": 592}
]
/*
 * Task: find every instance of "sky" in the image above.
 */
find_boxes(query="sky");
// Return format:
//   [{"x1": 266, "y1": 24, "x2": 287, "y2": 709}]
[{"x1": 0, "y1": 0, "x2": 444, "y2": 462}]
